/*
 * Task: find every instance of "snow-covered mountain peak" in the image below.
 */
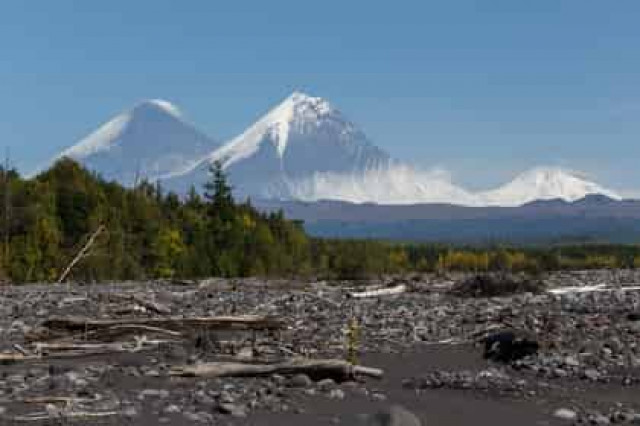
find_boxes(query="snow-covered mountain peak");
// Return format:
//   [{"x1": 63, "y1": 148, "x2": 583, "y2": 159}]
[
  {"x1": 285, "y1": 91, "x2": 334, "y2": 117},
  {"x1": 479, "y1": 166, "x2": 621, "y2": 206},
  {"x1": 131, "y1": 99, "x2": 183, "y2": 119},
  {"x1": 55, "y1": 99, "x2": 218, "y2": 185},
  {"x1": 168, "y1": 92, "x2": 391, "y2": 199},
  {"x1": 208, "y1": 91, "x2": 359, "y2": 167}
]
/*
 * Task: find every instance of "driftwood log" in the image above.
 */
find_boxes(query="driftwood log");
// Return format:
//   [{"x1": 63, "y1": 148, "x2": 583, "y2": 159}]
[
  {"x1": 106, "y1": 293, "x2": 171, "y2": 315},
  {"x1": 170, "y1": 358, "x2": 383, "y2": 382},
  {"x1": 348, "y1": 284, "x2": 407, "y2": 299},
  {"x1": 0, "y1": 353, "x2": 37, "y2": 363},
  {"x1": 57, "y1": 225, "x2": 105, "y2": 284},
  {"x1": 27, "y1": 315, "x2": 283, "y2": 342}
]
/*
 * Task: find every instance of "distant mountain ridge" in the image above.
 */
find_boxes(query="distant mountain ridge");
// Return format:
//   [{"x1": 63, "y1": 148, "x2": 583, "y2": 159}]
[
  {"x1": 50, "y1": 92, "x2": 626, "y2": 207},
  {"x1": 256, "y1": 196, "x2": 640, "y2": 244}
]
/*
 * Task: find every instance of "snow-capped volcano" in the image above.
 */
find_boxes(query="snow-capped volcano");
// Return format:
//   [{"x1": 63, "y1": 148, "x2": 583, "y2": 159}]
[
  {"x1": 49, "y1": 94, "x2": 622, "y2": 207},
  {"x1": 56, "y1": 99, "x2": 219, "y2": 185},
  {"x1": 165, "y1": 91, "x2": 392, "y2": 197},
  {"x1": 479, "y1": 167, "x2": 621, "y2": 207}
]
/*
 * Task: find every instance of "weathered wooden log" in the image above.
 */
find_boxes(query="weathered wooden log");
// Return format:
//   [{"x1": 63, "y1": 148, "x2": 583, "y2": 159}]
[
  {"x1": 44, "y1": 324, "x2": 184, "y2": 344},
  {"x1": 57, "y1": 225, "x2": 105, "y2": 284},
  {"x1": 12, "y1": 410, "x2": 119, "y2": 422},
  {"x1": 106, "y1": 293, "x2": 171, "y2": 315},
  {"x1": 348, "y1": 284, "x2": 407, "y2": 299},
  {"x1": 0, "y1": 353, "x2": 37, "y2": 363},
  {"x1": 28, "y1": 315, "x2": 283, "y2": 342},
  {"x1": 170, "y1": 358, "x2": 383, "y2": 382}
]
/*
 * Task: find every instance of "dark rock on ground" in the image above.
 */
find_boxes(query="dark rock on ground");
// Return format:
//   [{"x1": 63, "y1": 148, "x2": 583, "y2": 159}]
[
  {"x1": 482, "y1": 330, "x2": 539, "y2": 363},
  {"x1": 363, "y1": 405, "x2": 422, "y2": 426}
]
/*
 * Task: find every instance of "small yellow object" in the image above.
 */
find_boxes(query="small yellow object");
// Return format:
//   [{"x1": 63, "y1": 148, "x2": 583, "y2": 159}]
[{"x1": 346, "y1": 317, "x2": 360, "y2": 365}]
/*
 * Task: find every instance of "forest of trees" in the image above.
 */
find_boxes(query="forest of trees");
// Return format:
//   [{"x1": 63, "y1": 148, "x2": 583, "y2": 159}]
[{"x1": 0, "y1": 158, "x2": 639, "y2": 283}]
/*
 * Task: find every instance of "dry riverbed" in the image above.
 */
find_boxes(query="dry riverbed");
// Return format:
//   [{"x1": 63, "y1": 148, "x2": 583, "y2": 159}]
[{"x1": 1, "y1": 270, "x2": 640, "y2": 425}]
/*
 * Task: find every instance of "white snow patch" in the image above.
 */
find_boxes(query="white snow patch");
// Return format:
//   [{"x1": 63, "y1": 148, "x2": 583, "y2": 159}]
[
  {"x1": 145, "y1": 99, "x2": 183, "y2": 118},
  {"x1": 60, "y1": 113, "x2": 130, "y2": 159}
]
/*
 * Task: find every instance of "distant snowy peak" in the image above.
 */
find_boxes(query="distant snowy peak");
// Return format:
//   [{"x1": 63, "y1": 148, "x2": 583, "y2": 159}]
[
  {"x1": 480, "y1": 167, "x2": 621, "y2": 207},
  {"x1": 57, "y1": 99, "x2": 218, "y2": 185},
  {"x1": 51, "y1": 94, "x2": 623, "y2": 208},
  {"x1": 167, "y1": 91, "x2": 393, "y2": 199},
  {"x1": 209, "y1": 91, "x2": 380, "y2": 168},
  {"x1": 62, "y1": 99, "x2": 184, "y2": 159}
]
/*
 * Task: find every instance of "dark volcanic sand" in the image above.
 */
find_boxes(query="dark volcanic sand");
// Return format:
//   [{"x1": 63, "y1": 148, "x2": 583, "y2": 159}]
[
  {"x1": 238, "y1": 346, "x2": 560, "y2": 426},
  {"x1": 2, "y1": 272, "x2": 640, "y2": 425}
]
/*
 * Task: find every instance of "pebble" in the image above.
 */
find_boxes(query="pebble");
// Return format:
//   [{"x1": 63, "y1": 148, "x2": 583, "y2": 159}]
[
  {"x1": 317, "y1": 378, "x2": 337, "y2": 391},
  {"x1": 553, "y1": 408, "x2": 578, "y2": 421},
  {"x1": 584, "y1": 369, "x2": 601, "y2": 382},
  {"x1": 329, "y1": 389, "x2": 345, "y2": 400},
  {"x1": 289, "y1": 373, "x2": 313, "y2": 388},
  {"x1": 366, "y1": 405, "x2": 422, "y2": 426},
  {"x1": 218, "y1": 403, "x2": 247, "y2": 417},
  {"x1": 163, "y1": 404, "x2": 181, "y2": 414}
]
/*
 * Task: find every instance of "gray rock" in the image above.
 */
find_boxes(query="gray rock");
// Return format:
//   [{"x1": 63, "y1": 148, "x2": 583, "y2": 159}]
[
  {"x1": 138, "y1": 389, "x2": 170, "y2": 400},
  {"x1": 184, "y1": 411, "x2": 213, "y2": 423},
  {"x1": 589, "y1": 413, "x2": 611, "y2": 425},
  {"x1": 584, "y1": 369, "x2": 601, "y2": 381},
  {"x1": 365, "y1": 405, "x2": 422, "y2": 426},
  {"x1": 553, "y1": 408, "x2": 578, "y2": 421},
  {"x1": 288, "y1": 373, "x2": 313, "y2": 388},
  {"x1": 218, "y1": 403, "x2": 247, "y2": 417},
  {"x1": 122, "y1": 406, "x2": 138, "y2": 418},
  {"x1": 163, "y1": 404, "x2": 181, "y2": 414},
  {"x1": 371, "y1": 392, "x2": 387, "y2": 402},
  {"x1": 329, "y1": 389, "x2": 345, "y2": 400},
  {"x1": 317, "y1": 378, "x2": 337, "y2": 391},
  {"x1": 564, "y1": 356, "x2": 580, "y2": 367}
]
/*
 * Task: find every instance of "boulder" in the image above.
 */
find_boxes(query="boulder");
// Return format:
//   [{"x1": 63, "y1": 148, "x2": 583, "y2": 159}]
[
  {"x1": 482, "y1": 330, "x2": 539, "y2": 363},
  {"x1": 365, "y1": 405, "x2": 422, "y2": 426}
]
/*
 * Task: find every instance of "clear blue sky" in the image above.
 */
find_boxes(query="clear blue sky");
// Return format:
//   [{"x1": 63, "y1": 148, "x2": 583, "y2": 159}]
[{"x1": 1, "y1": 1, "x2": 639, "y2": 193}]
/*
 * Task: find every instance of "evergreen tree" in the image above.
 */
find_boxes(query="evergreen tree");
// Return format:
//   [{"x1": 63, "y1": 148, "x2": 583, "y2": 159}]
[{"x1": 204, "y1": 161, "x2": 233, "y2": 221}]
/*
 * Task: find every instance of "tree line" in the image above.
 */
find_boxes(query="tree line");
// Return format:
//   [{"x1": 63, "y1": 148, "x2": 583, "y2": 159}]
[{"x1": 0, "y1": 158, "x2": 639, "y2": 283}]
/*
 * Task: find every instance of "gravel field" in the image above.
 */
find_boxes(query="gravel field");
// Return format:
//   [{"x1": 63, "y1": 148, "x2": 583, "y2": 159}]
[{"x1": 1, "y1": 270, "x2": 640, "y2": 425}]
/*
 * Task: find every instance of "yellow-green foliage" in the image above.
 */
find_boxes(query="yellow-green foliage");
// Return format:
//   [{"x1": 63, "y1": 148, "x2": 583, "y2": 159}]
[{"x1": 437, "y1": 250, "x2": 489, "y2": 272}]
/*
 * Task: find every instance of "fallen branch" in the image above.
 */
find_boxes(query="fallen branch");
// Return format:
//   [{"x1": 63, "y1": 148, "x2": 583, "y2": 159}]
[
  {"x1": 28, "y1": 315, "x2": 282, "y2": 342},
  {"x1": 20, "y1": 396, "x2": 91, "y2": 405},
  {"x1": 12, "y1": 410, "x2": 119, "y2": 422},
  {"x1": 0, "y1": 353, "x2": 37, "y2": 363},
  {"x1": 57, "y1": 225, "x2": 105, "y2": 284},
  {"x1": 170, "y1": 358, "x2": 383, "y2": 382},
  {"x1": 64, "y1": 324, "x2": 184, "y2": 343},
  {"x1": 107, "y1": 293, "x2": 171, "y2": 315},
  {"x1": 348, "y1": 284, "x2": 407, "y2": 299}
]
